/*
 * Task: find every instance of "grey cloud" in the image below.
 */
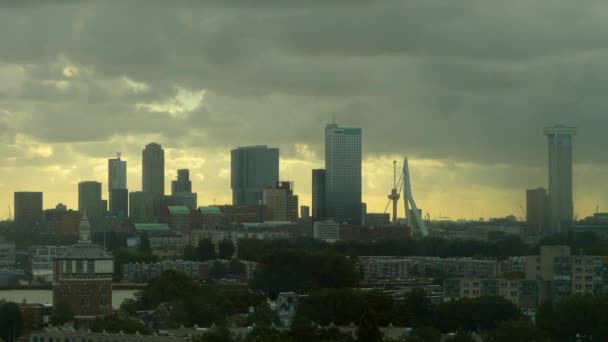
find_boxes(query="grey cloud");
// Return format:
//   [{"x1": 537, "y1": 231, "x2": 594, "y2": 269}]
[{"x1": 1, "y1": 0, "x2": 608, "y2": 169}]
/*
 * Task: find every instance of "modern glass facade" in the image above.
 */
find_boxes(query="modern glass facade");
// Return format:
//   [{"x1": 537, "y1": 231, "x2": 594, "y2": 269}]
[
  {"x1": 544, "y1": 126, "x2": 576, "y2": 234},
  {"x1": 231, "y1": 146, "x2": 279, "y2": 206},
  {"x1": 108, "y1": 157, "x2": 127, "y2": 216},
  {"x1": 325, "y1": 123, "x2": 362, "y2": 224}
]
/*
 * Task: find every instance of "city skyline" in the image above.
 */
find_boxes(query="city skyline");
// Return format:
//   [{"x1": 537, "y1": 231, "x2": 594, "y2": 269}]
[
  {"x1": 0, "y1": 123, "x2": 597, "y2": 223},
  {"x1": 1, "y1": 2, "x2": 606, "y2": 221}
]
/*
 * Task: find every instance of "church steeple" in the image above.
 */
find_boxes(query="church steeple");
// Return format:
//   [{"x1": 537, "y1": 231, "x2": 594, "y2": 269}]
[{"x1": 78, "y1": 212, "x2": 91, "y2": 243}]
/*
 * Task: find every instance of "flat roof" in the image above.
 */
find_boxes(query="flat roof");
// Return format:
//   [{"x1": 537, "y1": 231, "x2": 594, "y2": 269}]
[
  {"x1": 199, "y1": 206, "x2": 222, "y2": 215},
  {"x1": 168, "y1": 206, "x2": 190, "y2": 215},
  {"x1": 544, "y1": 125, "x2": 577, "y2": 135},
  {"x1": 134, "y1": 223, "x2": 171, "y2": 232}
]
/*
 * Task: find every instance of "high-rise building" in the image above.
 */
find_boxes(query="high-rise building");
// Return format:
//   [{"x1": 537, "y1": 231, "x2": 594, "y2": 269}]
[
  {"x1": 78, "y1": 181, "x2": 103, "y2": 224},
  {"x1": 544, "y1": 126, "x2": 577, "y2": 234},
  {"x1": 110, "y1": 188, "x2": 129, "y2": 218},
  {"x1": 171, "y1": 169, "x2": 192, "y2": 195},
  {"x1": 142, "y1": 143, "x2": 165, "y2": 196},
  {"x1": 526, "y1": 188, "x2": 548, "y2": 236},
  {"x1": 301, "y1": 206, "x2": 310, "y2": 219},
  {"x1": 173, "y1": 192, "x2": 198, "y2": 211},
  {"x1": 231, "y1": 146, "x2": 279, "y2": 206},
  {"x1": 171, "y1": 169, "x2": 197, "y2": 211},
  {"x1": 325, "y1": 123, "x2": 362, "y2": 224},
  {"x1": 129, "y1": 191, "x2": 156, "y2": 223},
  {"x1": 312, "y1": 169, "x2": 326, "y2": 220},
  {"x1": 108, "y1": 155, "x2": 127, "y2": 217},
  {"x1": 14, "y1": 192, "x2": 43, "y2": 233},
  {"x1": 263, "y1": 181, "x2": 298, "y2": 222}
]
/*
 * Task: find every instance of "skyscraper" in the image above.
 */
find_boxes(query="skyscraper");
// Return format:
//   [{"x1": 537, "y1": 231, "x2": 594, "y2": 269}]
[
  {"x1": 527, "y1": 188, "x2": 548, "y2": 236},
  {"x1": 78, "y1": 181, "x2": 103, "y2": 224},
  {"x1": 171, "y1": 169, "x2": 197, "y2": 210},
  {"x1": 14, "y1": 191, "x2": 43, "y2": 233},
  {"x1": 312, "y1": 169, "x2": 326, "y2": 220},
  {"x1": 263, "y1": 181, "x2": 299, "y2": 222},
  {"x1": 325, "y1": 123, "x2": 362, "y2": 224},
  {"x1": 110, "y1": 189, "x2": 129, "y2": 218},
  {"x1": 142, "y1": 143, "x2": 165, "y2": 196},
  {"x1": 108, "y1": 155, "x2": 127, "y2": 217},
  {"x1": 129, "y1": 191, "x2": 155, "y2": 223},
  {"x1": 231, "y1": 146, "x2": 279, "y2": 206},
  {"x1": 171, "y1": 169, "x2": 192, "y2": 195},
  {"x1": 544, "y1": 126, "x2": 577, "y2": 234}
]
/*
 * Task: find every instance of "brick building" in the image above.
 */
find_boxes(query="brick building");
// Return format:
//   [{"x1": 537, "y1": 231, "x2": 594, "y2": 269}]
[{"x1": 52, "y1": 214, "x2": 114, "y2": 318}]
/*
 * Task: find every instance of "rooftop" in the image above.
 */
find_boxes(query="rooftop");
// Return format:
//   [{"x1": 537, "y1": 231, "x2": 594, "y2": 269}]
[
  {"x1": 168, "y1": 206, "x2": 190, "y2": 215},
  {"x1": 58, "y1": 243, "x2": 112, "y2": 260},
  {"x1": 199, "y1": 206, "x2": 222, "y2": 215},
  {"x1": 134, "y1": 223, "x2": 171, "y2": 232},
  {"x1": 544, "y1": 125, "x2": 577, "y2": 135}
]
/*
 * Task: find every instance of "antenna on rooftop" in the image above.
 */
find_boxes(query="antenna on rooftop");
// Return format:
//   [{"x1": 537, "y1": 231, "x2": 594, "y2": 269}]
[{"x1": 116, "y1": 152, "x2": 121, "y2": 160}]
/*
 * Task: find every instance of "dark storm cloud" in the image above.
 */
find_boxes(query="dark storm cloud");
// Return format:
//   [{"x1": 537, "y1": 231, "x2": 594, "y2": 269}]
[{"x1": 1, "y1": 0, "x2": 608, "y2": 165}]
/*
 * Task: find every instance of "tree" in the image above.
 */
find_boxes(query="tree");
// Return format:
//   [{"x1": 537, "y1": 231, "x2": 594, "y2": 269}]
[
  {"x1": 197, "y1": 238, "x2": 218, "y2": 261},
  {"x1": 316, "y1": 326, "x2": 356, "y2": 342},
  {"x1": 107, "y1": 231, "x2": 127, "y2": 251},
  {"x1": 183, "y1": 244, "x2": 197, "y2": 261},
  {"x1": 289, "y1": 316, "x2": 318, "y2": 342},
  {"x1": 140, "y1": 270, "x2": 198, "y2": 309},
  {"x1": 485, "y1": 320, "x2": 547, "y2": 342},
  {"x1": 245, "y1": 326, "x2": 294, "y2": 342},
  {"x1": 250, "y1": 250, "x2": 358, "y2": 297},
  {"x1": 218, "y1": 239, "x2": 235, "y2": 260},
  {"x1": 209, "y1": 261, "x2": 228, "y2": 279},
  {"x1": 139, "y1": 232, "x2": 152, "y2": 255},
  {"x1": 119, "y1": 298, "x2": 140, "y2": 316},
  {"x1": 50, "y1": 301, "x2": 74, "y2": 326},
  {"x1": 21, "y1": 307, "x2": 39, "y2": 332},
  {"x1": 0, "y1": 302, "x2": 23, "y2": 342},
  {"x1": 436, "y1": 296, "x2": 524, "y2": 333},
  {"x1": 229, "y1": 258, "x2": 247, "y2": 277},
  {"x1": 193, "y1": 326, "x2": 235, "y2": 342},
  {"x1": 445, "y1": 330, "x2": 477, "y2": 342},
  {"x1": 295, "y1": 289, "x2": 395, "y2": 326},
  {"x1": 247, "y1": 306, "x2": 282, "y2": 328},
  {"x1": 90, "y1": 315, "x2": 151, "y2": 335},
  {"x1": 357, "y1": 311, "x2": 383, "y2": 342},
  {"x1": 406, "y1": 327, "x2": 442, "y2": 342},
  {"x1": 404, "y1": 288, "x2": 435, "y2": 327},
  {"x1": 537, "y1": 295, "x2": 608, "y2": 341}
]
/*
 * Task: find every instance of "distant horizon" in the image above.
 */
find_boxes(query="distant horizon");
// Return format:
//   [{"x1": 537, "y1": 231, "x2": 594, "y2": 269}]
[{"x1": 2, "y1": 124, "x2": 599, "y2": 223}]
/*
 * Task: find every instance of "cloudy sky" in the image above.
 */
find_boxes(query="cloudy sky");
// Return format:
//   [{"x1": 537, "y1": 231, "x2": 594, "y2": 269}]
[{"x1": 0, "y1": 0, "x2": 606, "y2": 221}]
